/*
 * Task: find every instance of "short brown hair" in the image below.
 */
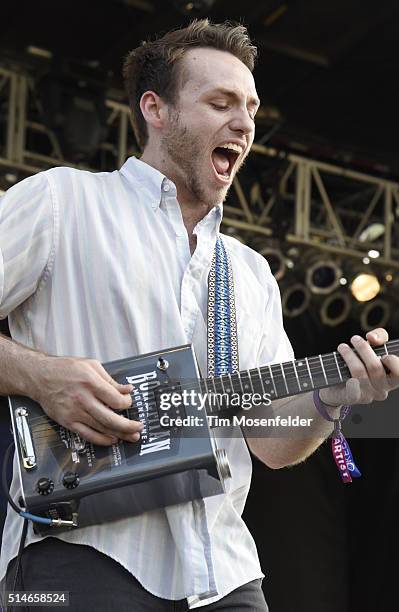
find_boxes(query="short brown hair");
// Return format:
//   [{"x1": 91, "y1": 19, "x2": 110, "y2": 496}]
[{"x1": 122, "y1": 19, "x2": 257, "y2": 149}]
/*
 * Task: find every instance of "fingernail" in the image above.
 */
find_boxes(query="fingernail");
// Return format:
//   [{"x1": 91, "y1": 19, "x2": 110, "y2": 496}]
[
  {"x1": 352, "y1": 335, "x2": 362, "y2": 342},
  {"x1": 130, "y1": 432, "x2": 140, "y2": 442}
]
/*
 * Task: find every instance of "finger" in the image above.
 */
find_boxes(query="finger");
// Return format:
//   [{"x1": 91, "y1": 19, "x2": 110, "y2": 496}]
[
  {"x1": 70, "y1": 422, "x2": 119, "y2": 446},
  {"x1": 83, "y1": 399, "x2": 144, "y2": 437},
  {"x1": 344, "y1": 378, "x2": 363, "y2": 404},
  {"x1": 80, "y1": 409, "x2": 143, "y2": 442},
  {"x1": 338, "y1": 343, "x2": 369, "y2": 380},
  {"x1": 381, "y1": 355, "x2": 399, "y2": 387},
  {"x1": 91, "y1": 361, "x2": 134, "y2": 394},
  {"x1": 365, "y1": 328, "x2": 389, "y2": 345},
  {"x1": 92, "y1": 378, "x2": 133, "y2": 411},
  {"x1": 350, "y1": 334, "x2": 387, "y2": 390}
]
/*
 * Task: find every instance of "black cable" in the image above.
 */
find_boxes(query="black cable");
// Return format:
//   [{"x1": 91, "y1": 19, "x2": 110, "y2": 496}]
[
  {"x1": 11, "y1": 518, "x2": 28, "y2": 593},
  {"x1": 2, "y1": 442, "x2": 28, "y2": 603},
  {"x1": 2, "y1": 442, "x2": 21, "y2": 514}
]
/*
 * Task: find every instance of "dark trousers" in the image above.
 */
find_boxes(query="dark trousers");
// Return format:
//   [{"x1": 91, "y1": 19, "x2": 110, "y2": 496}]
[{"x1": 5, "y1": 537, "x2": 269, "y2": 611}]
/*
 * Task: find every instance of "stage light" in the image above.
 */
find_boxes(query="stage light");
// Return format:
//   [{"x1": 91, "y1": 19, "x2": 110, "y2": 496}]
[
  {"x1": 360, "y1": 299, "x2": 390, "y2": 331},
  {"x1": 359, "y1": 223, "x2": 385, "y2": 242},
  {"x1": 320, "y1": 291, "x2": 351, "y2": 327},
  {"x1": 281, "y1": 283, "x2": 310, "y2": 318},
  {"x1": 306, "y1": 259, "x2": 341, "y2": 295},
  {"x1": 362, "y1": 257, "x2": 370, "y2": 265},
  {"x1": 350, "y1": 273, "x2": 381, "y2": 302},
  {"x1": 368, "y1": 249, "x2": 380, "y2": 259}
]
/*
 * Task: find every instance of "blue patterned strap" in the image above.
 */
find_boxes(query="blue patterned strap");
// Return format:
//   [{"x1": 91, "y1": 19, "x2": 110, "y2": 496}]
[{"x1": 207, "y1": 236, "x2": 239, "y2": 377}]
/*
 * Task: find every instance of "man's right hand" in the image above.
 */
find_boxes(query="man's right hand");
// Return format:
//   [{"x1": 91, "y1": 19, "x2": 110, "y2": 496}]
[{"x1": 31, "y1": 355, "x2": 143, "y2": 446}]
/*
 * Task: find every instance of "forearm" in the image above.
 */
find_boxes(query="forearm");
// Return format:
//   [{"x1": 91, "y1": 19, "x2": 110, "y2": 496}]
[
  {"x1": 243, "y1": 390, "x2": 341, "y2": 469},
  {"x1": 0, "y1": 332, "x2": 47, "y2": 399}
]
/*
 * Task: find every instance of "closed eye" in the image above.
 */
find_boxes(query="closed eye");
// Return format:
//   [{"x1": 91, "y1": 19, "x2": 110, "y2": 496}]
[{"x1": 211, "y1": 103, "x2": 229, "y2": 111}]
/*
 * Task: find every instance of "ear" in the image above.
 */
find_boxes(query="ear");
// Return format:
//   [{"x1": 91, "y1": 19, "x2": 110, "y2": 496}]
[{"x1": 139, "y1": 91, "x2": 167, "y2": 132}]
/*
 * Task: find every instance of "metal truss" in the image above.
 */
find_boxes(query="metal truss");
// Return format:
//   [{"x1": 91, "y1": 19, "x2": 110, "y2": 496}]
[{"x1": 1, "y1": 64, "x2": 399, "y2": 269}]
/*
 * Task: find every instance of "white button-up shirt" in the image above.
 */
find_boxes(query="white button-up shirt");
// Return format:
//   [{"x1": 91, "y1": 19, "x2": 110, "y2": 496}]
[{"x1": 0, "y1": 157, "x2": 294, "y2": 607}]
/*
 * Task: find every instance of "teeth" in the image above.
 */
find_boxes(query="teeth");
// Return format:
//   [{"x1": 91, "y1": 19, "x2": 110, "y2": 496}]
[{"x1": 219, "y1": 143, "x2": 243, "y2": 155}]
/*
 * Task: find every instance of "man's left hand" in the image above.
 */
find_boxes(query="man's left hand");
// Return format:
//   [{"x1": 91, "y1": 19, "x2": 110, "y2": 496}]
[{"x1": 319, "y1": 327, "x2": 399, "y2": 407}]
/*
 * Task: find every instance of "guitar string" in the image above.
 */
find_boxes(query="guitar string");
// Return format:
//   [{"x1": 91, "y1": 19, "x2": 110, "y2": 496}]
[
  {"x1": 20, "y1": 355, "x2": 397, "y2": 436},
  {"x1": 16, "y1": 342, "x2": 399, "y2": 444},
  {"x1": 23, "y1": 349, "x2": 395, "y2": 429},
  {"x1": 22, "y1": 345, "x2": 394, "y2": 428}
]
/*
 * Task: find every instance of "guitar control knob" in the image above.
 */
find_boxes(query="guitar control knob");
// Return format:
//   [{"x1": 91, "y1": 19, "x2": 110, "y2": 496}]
[
  {"x1": 62, "y1": 471, "x2": 80, "y2": 489},
  {"x1": 36, "y1": 477, "x2": 54, "y2": 495}
]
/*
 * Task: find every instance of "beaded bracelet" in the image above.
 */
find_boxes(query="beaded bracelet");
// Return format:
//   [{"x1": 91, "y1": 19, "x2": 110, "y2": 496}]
[{"x1": 312, "y1": 389, "x2": 361, "y2": 483}]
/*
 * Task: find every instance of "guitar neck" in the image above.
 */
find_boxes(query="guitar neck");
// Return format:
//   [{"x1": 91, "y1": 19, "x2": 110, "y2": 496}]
[{"x1": 202, "y1": 339, "x2": 399, "y2": 414}]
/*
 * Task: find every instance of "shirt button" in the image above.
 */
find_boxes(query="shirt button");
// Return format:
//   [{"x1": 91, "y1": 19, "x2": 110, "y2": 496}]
[{"x1": 163, "y1": 183, "x2": 170, "y2": 192}]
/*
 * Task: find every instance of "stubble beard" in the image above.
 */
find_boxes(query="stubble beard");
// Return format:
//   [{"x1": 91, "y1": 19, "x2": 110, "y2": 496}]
[{"x1": 161, "y1": 110, "x2": 230, "y2": 208}]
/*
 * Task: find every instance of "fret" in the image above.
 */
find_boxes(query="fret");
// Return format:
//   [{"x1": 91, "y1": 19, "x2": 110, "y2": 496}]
[
  {"x1": 210, "y1": 376, "x2": 223, "y2": 414},
  {"x1": 280, "y1": 363, "x2": 289, "y2": 394},
  {"x1": 217, "y1": 374, "x2": 230, "y2": 413},
  {"x1": 237, "y1": 370, "x2": 250, "y2": 393},
  {"x1": 281, "y1": 361, "x2": 301, "y2": 394},
  {"x1": 322, "y1": 352, "x2": 342, "y2": 386},
  {"x1": 247, "y1": 369, "x2": 256, "y2": 395},
  {"x1": 308, "y1": 355, "x2": 329, "y2": 388},
  {"x1": 236, "y1": 371, "x2": 245, "y2": 394},
  {"x1": 292, "y1": 360, "x2": 301, "y2": 391},
  {"x1": 333, "y1": 352, "x2": 343, "y2": 382},
  {"x1": 383, "y1": 343, "x2": 388, "y2": 356},
  {"x1": 305, "y1": 357, "x2": 314, "y2": 389},
  {"x1": 202, "y1": 377, "x2": 213, "y2": 413},
  {"x1": 239, "y1": 369, "x2": 253, "y2": 394},
  {"x1": 269, "y1": 365, "x2": 278, "y2": 398},
  {"x1": 256, "y1": 366, "x2": 267, "y2": 396},
  {"x1": 319, "y1": 355, "x2": 328, "y2": 385},
  {"x1": 270, "y1": 363, "x2": 289, "y2": 397},
  {"x1": 219, "y1": 374, "x2": 227, "y2": 394},
  {"x1": 294, "y1": 358, "x2": 313, "y2": 392},
  {"x1": 228, "y1": 372, "x2": 241, "y2": 394},
  {"x1": 258, "y1": 364, "x2": 278, "y2": 398}
]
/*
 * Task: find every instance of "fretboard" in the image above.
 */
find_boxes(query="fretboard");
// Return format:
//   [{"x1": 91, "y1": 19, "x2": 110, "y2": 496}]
[{"x1": 201, "y1": 339, "x2": 399, "y2": 415}]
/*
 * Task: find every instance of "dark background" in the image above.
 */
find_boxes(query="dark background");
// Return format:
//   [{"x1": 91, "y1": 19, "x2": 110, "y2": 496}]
[{"x1": 1, "y1": 2, "x2": 399, "y2": 611}]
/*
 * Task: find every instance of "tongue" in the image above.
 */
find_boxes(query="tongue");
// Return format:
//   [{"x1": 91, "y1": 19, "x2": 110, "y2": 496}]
[{"x1": 212, "y1": 149, "x2": 229, "y2": 175}]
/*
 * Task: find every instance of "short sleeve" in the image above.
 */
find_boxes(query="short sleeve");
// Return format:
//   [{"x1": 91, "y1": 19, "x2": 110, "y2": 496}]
[
  {"x1": 257, "y1": 266, "x2": 295, "y2": 366},
  {"x1": 0, "y1": 172, "x2": 55, "y2": 319}
]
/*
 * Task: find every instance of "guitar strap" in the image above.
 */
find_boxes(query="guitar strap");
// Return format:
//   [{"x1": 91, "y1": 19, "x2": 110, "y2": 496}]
[{"x1": 207, "y1": 236, "x2": 239, "y2": 376}]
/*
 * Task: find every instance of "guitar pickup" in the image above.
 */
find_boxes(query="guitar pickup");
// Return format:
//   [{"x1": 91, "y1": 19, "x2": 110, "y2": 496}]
[{"x1": 15, "y1": 407, "x2": 36, "y2": 470}]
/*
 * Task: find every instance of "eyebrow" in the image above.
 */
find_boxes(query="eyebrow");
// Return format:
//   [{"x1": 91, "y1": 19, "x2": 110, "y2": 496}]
[{"x1": 207, "y1": 87, "x2": 260, "y2": 109}]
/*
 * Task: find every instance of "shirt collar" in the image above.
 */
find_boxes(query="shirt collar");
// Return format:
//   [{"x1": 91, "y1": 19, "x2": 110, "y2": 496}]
[{"x1": 119, "y1": 156, "x2": 224, "y2": 228}]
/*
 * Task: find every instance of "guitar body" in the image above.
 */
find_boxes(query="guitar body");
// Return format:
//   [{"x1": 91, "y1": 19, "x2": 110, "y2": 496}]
[{"x1": 9, "y1": 344, "x2": 230, "y2": 535}]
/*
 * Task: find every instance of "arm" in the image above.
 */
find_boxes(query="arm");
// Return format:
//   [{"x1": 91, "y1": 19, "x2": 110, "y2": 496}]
[
  {"x1": 244, "y1": 328, "x2": 399, "y2": 469},
  {"x1": 0, "y1": 332, "x2": 143, "y2": 445},
  {"x1": 0, "y1": 173, "x2": 142, "y2": 446}
]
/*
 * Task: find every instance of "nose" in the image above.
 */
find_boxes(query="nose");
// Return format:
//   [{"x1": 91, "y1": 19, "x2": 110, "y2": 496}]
[{"x1": 229, "y1": 106, "x2": 254, "y2": 138}]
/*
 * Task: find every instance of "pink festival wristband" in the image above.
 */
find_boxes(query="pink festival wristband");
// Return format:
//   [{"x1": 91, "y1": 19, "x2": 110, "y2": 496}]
[{"x1": 313, "y1": 389, "x2": 361, "y2": 483}]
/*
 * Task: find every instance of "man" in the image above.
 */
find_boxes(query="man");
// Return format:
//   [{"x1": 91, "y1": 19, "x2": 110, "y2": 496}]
[{"x1": 0, "y1": 18, "x2": 398, "y2": 611}]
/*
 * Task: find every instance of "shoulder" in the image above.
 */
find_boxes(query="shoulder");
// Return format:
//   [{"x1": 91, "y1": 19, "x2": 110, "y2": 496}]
[{"x1": 44, "y1": 165, "x2": 119, "y2": 191}]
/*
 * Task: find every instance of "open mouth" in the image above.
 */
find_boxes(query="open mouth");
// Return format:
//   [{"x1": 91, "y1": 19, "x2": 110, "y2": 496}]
[{"x1": 211, "y1": 146, "x2": 241, "y2": 182}]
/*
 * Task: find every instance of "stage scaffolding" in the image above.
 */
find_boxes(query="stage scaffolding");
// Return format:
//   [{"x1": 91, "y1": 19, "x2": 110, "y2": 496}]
[{"x1": 1, "y1": 65, "x2": 398, "y2": 269}]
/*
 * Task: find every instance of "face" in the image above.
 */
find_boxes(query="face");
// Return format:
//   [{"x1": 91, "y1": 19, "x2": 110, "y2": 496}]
[{"x1": 159, "y1": 48, "x2": 259, "y2": 207}]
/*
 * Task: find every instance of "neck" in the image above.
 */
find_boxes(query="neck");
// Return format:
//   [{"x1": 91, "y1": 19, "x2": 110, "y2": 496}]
[
  {"x1": 140, "y1": 150, "x2": 213, "y2": 236},
  {"x1": 193, "y1": 339, "x2": 399, "y2": 418}
]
